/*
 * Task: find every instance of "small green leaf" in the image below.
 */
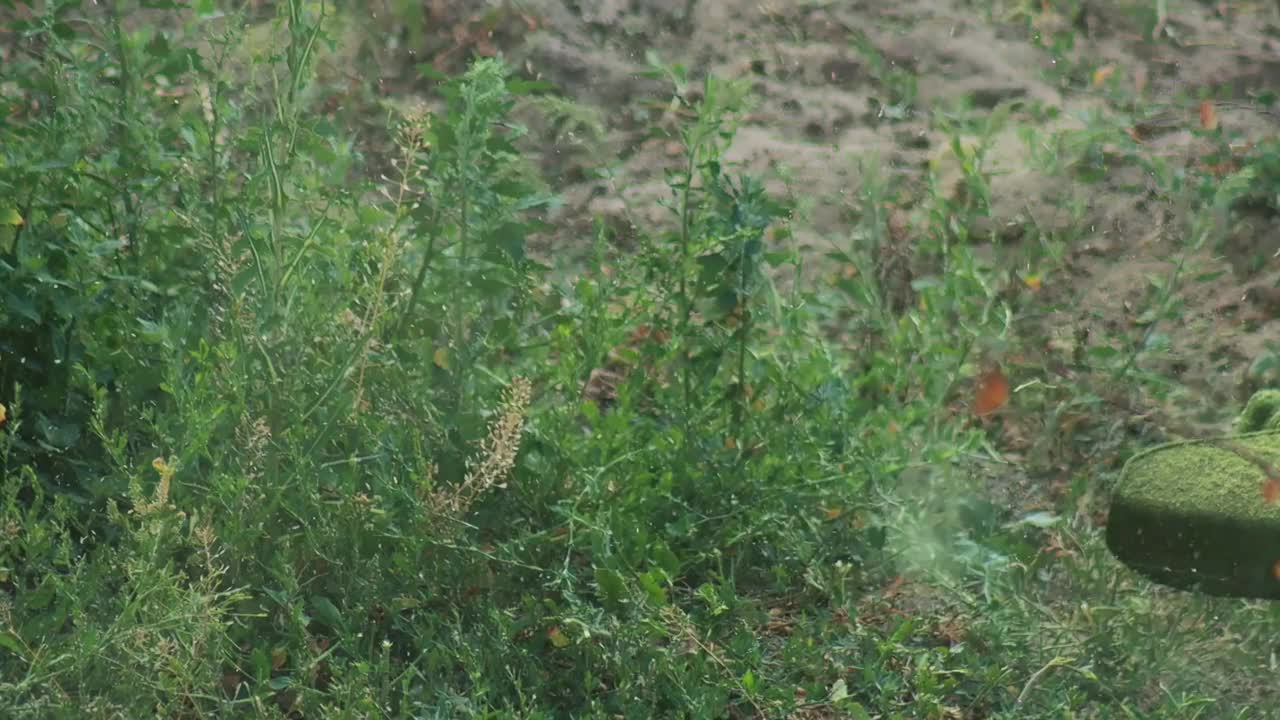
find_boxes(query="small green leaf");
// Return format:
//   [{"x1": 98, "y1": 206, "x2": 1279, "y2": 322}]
[
  {"x1": 547, "y1": 625, "x2": 571, "y2": 648},
  {"x1": 888, "y1": 618, "x2": 915, "y2": 644},
  {"x1": 491, "y1": 222, "x2": 526, "y2": 263},
  {"x1": 695, "y1": 583, "x2": 728, "y2": 616},
  {"x1": 506, "y1": 78, "x2": 555, "y2": 95},
  {"x1": 0, "y1": 631, "x2": 24, "y2": 656},
  {"x1": 4, "y1": 292, "x2": 40, "y2": 323},
  {"x1": 844, "y1": 701, "x2": 872, "y2": 720},
  {"x1": 637, "y1": 570, "x2": 668, "y2": 606},
  {"x1": 268, "y1": 676, "x2": 292, "y2": 690},
  {"x1": 393, "y1": 596, "x2": 421, "y2": 611},
  {"x1": 250, "y1": 646, "x2": 271, "y2": 680},
  {"x1": 1014, "y1": 511, "x2": 1060, "y2": 528},
  {"x1": 764, "y1": 250, "x2": 792, "y2": 266},
  {"x1": 311, "y1": 596, "x2": 344, "y2": 630},
  {"x1": 145, "y1": 32, "x2": 172, "y2": 59},
  {"x1": 1192, "y1": 270, "x2": 1226, "y2": 284},
  {"x1": 653, "y1": 545, "x2": 681, "y2": 577},
  {"x1": 1, "y1": 208, "x2": 23, "y2": 226},
  {"x1": 37, "y1": 419, "x2": 80, "y2": 451},
  {"x1": 593, "y1": 567, "x2": 628, "y2": 611},
  {"x1": 417, "y1": 64, "x2": 449, "y2": 82}
]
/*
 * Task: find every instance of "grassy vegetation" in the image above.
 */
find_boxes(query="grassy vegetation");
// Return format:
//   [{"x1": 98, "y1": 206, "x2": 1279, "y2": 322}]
[{"x1": 3, "y1": 1, "x2": 1280, "y2": 718}]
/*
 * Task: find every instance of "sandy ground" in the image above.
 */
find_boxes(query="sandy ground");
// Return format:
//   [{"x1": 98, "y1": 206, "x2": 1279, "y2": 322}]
[
  {"x1": 350, "y1": 1, "x2": 1279, "y2": 401},
  {"x1": 463, "y1": 0, "x2": 1280, "y2": 418},
  {"x1": 382, "y1": 1, "x2": 1280, "y2": 533},
  {"x1": 290, "y1": 0, "x2": 1280, "y2": 486}
]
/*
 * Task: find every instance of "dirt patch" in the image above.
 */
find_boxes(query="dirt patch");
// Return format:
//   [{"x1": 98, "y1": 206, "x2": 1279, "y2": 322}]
[{"x1": 360, "y1": 2, "x2": 1280, "y2": 489}]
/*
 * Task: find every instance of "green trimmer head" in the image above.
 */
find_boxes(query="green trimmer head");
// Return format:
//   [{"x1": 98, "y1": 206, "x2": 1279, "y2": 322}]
[{"x1": 1105, "y1": 391, "x2": 1280, "y2": 599}]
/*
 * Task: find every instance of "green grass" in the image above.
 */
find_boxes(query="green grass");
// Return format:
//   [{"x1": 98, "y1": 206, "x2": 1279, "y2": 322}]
[{"x1": 4, "y1": 1, "x2": 1280, "y2": 718}]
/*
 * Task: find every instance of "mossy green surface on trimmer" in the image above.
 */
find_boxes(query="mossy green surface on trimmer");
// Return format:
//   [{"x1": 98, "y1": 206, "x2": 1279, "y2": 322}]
[{"x1": 1106, "y1": 430, "x2": 1280, "y2": 599}]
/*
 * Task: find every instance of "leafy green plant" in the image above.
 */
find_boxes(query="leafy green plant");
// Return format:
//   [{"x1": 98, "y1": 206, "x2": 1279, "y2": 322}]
[
  {"x1": 6, "y1": 1, "x2": 1280, "y2": 717},
  {"x1": 0, "y1": 0, "x2": 208, "y2": 515}
]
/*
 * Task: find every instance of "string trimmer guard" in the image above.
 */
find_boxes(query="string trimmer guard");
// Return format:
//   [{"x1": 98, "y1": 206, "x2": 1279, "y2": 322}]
[{"x1": 1106, "y1": 392, "x2": 1280, "y2": 599}]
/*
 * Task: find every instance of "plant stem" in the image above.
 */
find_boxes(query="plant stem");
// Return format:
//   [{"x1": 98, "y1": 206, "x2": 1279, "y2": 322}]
[
  {"x1": 678, "y1": 136, "x2": 697, "y2": 430},
  {"x1": 733, "y1": 237, "x2": 750, "y2": 445},
  {"x1": 396, "y1": 206, "x2": 442, "y2": 338}
]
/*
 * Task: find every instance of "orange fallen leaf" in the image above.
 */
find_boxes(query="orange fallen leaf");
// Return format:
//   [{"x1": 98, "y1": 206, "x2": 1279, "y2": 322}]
[
  {"x1": 547, "y1": 625, "x2": 570, "y2": 648},
  {"x1": 1199, "y1": 100, "x2": 1218, "y2": 130},
  {"x1": 1197, "y1": 160, "x2": 1237, "y2": 177},
  {"x1": 1273, "y1": 559, "x2": 1280, "y2": 581},
  {"x1": 1091, "y1": 64, "x2": 1116, "y2": 87},
  {"x1": 1023, "y1": 273, "x2": 1042, "y2": 291},
  {"x1": 882, "y1": 575, "x2": 906, "y2": 597},
  {"x1": 824, "y1": 507, "x2": 844, "y2": 520},
  {"x1": 1263, "y1": 477, "x2": 1280, "y2": 505},
  {"x1": 974, "y1": 364, "x2": 1009, "y2": 416}
]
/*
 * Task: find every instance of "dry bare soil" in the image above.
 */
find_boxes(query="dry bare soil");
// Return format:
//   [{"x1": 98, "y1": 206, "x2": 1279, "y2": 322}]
[{"x1": 351, "y1": 0, "x2": 1280, "y2": 414}]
